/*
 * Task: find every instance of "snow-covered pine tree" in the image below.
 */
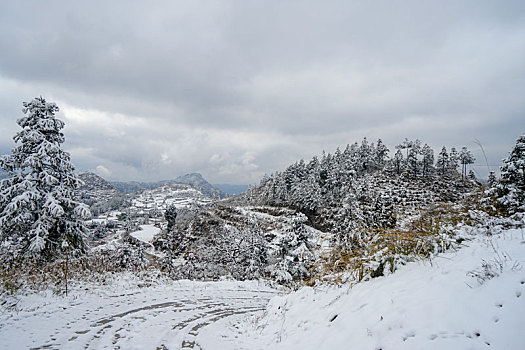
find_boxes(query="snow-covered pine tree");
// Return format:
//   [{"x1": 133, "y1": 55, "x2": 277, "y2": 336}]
[
  {"x1": 421, "y1": 144, "x2": 434, "y2": 177},
  {"x1": 497, "y1": 133, "x2": 525, "y2": 214},
  {"x1": 0, "y1": 97, "x2": 90, "y2": 260},
  {"x1": 449, "y1": 147, "x2": 459, "y2": 173},
  {"x1": 459, "y1": 147, "x2": 475, "y2": 180},
  {"x1": 358, "y1": 137, "x2": 375, "y2": 172},
  {"x1": 375, "y1": 139, "x2": 389, "y2": 169},
  {"x1": 396, "y1": 138, "x2": 412, "y2": 159},
  {"x1": 393, "y1": 149, "x2": 404, "y2": 175},
  {"x1": 487, "y1": 171, "x2": 497, "y2": 188},
  {"x1": 407, "y1": 147, "x2": 419, "y2": 177},
  {"x1": 436, "y1": 146, "x2": 449, "y2": 176},
  {"x1": 165, "y1": 204, "x2": 177, "y2": 231}
]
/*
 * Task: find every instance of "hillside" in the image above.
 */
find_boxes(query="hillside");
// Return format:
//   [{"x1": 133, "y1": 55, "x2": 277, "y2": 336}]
[
  {"x1": 201, "y1": 225, "x2": 525, "y2": 349},
  {"x1": 174, "y1": 173, "x2": 229, "y2": 198},
  {"x1": 78, "y1": 172, "x2": 126, "y2": 216},
  {"x1": 111, "y1": 173, "x2": 228, "y2": 198}
]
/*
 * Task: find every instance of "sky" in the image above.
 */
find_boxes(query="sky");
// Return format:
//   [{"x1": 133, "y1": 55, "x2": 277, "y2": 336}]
[{"x1": 0, "y1": 1, "x2": 524, "y2": 184}]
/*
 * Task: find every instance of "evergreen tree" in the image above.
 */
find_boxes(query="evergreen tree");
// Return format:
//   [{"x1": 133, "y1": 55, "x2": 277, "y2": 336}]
[
  {"x1": 0, "y1": 97, "x2": 90, "y2": 259},
  {"x1": 375, "y1": 139, "x2": 389, "y2": 168},
  {"x1": 459, "y1": 147, "x2": 475, "y2": 180},
  {"x1": 358, "y1": 137, "x2": 374, "y2": 172},
  {"x1": 421, "y1": 144, "x2": 434, "y2": 177},
  {"x1": 393, "y1": 149, "x2": 404, "y2": 175},
  {"x1": 497, "y1": 134, "x2": 525, "y2": 213},
  {"x1": 407, "y1": 147, "x2": 418, "y2": 176},
  {"x1": 436, "y1": 146, "x2": 449, "y2": 176},
  {"x1": 396, "y1": 138, "x2": 412, "y2": 158},
  {"x1": 487, "y1": 171, "x2": 497, "y2": 188},
  {"x1": 468, "y1": 170, "x2": 477, "y2": 181},
  {"x1": 449, "y1": 147, "x2": 459, "y2": 173},
  {"x1": 165, "y1": 204, "x2": 178, "y2": 231}
]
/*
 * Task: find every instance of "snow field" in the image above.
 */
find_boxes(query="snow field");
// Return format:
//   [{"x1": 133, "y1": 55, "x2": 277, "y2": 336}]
[
  {"x1": 1, "y1": 227, "x2": 524, "y2": 349},
  {"x1": 130, "y1": 224, "x2": 161, "y2": 244},
  {"x1": 0, "y1": 279, "x2": 280, "y2": 349},
  {"x1": 205, "y1": 228, "x2": 525, "y2": 349}
]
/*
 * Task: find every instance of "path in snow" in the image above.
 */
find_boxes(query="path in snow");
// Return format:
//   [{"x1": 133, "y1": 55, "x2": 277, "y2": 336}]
[{"x1": 0, "y1": 280, "x2": 278, "y2": 350}]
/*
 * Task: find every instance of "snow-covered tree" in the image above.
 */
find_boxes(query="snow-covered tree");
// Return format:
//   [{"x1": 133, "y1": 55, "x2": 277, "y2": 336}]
[
  {"x1": 165, "y1": 204, "x2": 177, "y2": 231},
  {"x1": 449, "y1": 147, "x2": 459, "y2": 173},
  {"x1": 496, "y1": 134, "x2": 525, "y2": 214},
  {"x1": 436, "y1": 146, "x2": 449, "y2": 176},
  {"x1": 421, "y1": 144, "x2": 434, "y2": 177},
  {"x1": 0, "y1": 97, "x2": 90, "y2": 260},
  {"x1": 487, "y1": 171, "x2": 497, "y2": 188},
  {"x1": 375, "y1": 139, "x2": 389, "y2": 168},
  {"x1": 459, "y1": 147, "x2": 475, "y2": 180},
  {"x1": 407, "y1": 147, "x2": 419, "y2": 176},
  {"x1": 396, "y1": 138, "x2": 412, "y2": 158},
  {"x1": 267, "y1": 217, "x2": 315, "y2": 283},
  {"x1": 358, "y1": 138, "x2": 375, "y2": 172},
  {"x1": 393, "y1": 149, "x2": 404, "y2": 175}
]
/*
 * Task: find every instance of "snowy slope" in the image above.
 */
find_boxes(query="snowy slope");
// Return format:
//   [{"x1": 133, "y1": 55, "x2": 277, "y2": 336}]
[
  {"x1": 201, "y1": 228, "x2": 525, "y2": 349},
  {"x1": 129, "y1": 224, "x2": 161, "y2": 244}
]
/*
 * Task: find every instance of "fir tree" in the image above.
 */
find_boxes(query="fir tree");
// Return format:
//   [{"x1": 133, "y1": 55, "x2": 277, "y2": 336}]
[
  {"x1": 0, "y1": 97, "x2": 90, "y2": 260},
  {"x1": 393, "y1": 149, "x2": 404, "y2": 175},
  {"x1": 436, "y1": 146, "x2": 449, "y2": 176},
  {"x1": 449, "y1": 147, "x2": 459, "y2": 173},
  {"x1": 487, "y1": 171, "x2": 497, "y2": 188},
  {"x1": 375, "y1": 139, "x2": 389, "y2": 168},
  {"x1": 459, "y1": 147, "x2": 475, "y2": 180},
  {"x1": 497, "y1": 134, "x2": 525, "y2": 213},
  {"x1": 407, "y1": 147, "x2": 419, "y2": 177},
  {"x1": 421, "y1": 144, "x2": 434, "y2": 177},
  {"x1": 165, "y1": 204, "x2": 178, "y2": 231}
]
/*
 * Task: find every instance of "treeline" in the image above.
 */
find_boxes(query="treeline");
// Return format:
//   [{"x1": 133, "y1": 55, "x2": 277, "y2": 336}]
[{"x1": 250, "y1": 138, "x2": 475, "y2": 214}]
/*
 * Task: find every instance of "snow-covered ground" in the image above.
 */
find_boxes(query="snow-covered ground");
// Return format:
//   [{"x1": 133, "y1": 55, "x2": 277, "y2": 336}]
[
  {"x1": 208, "y1": 227, "x2": 525, "y2": 349},
  {"x1": 130, "y1": 224, "x2": 161, "y2": 244},
  {"x1": 0, "y1": 279, "x2": 279, "y2": 349},
  {"x1": 2, "y1": 227, "x2": 524, "y2": 349}
]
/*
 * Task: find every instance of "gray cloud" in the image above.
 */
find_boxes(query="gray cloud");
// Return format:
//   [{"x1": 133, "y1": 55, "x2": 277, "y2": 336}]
[{"x1": 1, "y1": 1, "x2": 524, "y2": 183}]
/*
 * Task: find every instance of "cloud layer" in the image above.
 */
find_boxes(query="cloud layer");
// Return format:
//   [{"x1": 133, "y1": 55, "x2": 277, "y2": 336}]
[{"x1": 1, "y1": 1, "x2": 524, "y2": 183}]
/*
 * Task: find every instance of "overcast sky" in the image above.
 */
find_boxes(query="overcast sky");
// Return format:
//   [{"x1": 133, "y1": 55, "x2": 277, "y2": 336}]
[{"x1": 1, "y1": 1, "x2": 524, "y2": 184}]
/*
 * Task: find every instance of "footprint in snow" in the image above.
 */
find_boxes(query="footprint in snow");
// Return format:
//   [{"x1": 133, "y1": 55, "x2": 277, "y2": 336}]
[
  {"x1": 516, "y1": 291, "x2": 522, "y2": 298},
  {"x1": 401, "y1": 330, "x2": 416, "y2": 341}
]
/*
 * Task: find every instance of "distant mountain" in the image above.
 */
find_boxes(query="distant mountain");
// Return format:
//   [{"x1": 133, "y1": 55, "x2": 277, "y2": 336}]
[
  {"x1": 78, "y1": 172, "x2": 126, "y2": 215},
  {"x1": 111, "y1": 173, "x2": 228, "y2": 199},
  {"x1": 174, "y1": 173, "x2": 228, "y2": 199},
  {"x1": 111, "y1": 181, "x2": 159, "y2": 194},
  {"x1": 79, "y1": 172, "x2": 118, "y2": 192},
  {"x1": 213, "y1": 184, "x2": 249, "y2": 196}
]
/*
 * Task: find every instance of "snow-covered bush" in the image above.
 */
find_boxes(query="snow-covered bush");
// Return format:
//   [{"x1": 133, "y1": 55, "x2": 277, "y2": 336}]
[
  {"x1": 0, "y1": 97, "x2": 90, "y2": 260},
  {"x1": 266, "y1": 216, "x2": 316, "y2": 283}
]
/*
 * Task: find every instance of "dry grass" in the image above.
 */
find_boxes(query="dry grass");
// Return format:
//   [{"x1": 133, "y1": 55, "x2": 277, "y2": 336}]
[
  {"x1": 0, "y1": 251, "x2": 159, "y2": 297},
  {"x1": 307, "y1": 202, "x2": 467, "y2": 286}
]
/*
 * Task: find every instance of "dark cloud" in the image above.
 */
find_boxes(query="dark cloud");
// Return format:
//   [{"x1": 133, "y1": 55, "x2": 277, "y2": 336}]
[{"x1": 0, "y1": 1, "x2": 524, "y2": 183}]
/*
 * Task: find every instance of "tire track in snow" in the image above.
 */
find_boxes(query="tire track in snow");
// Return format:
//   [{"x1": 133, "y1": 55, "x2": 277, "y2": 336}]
[{"x1": 25, "y1": 283, "x2": 276, "y2": 350}]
